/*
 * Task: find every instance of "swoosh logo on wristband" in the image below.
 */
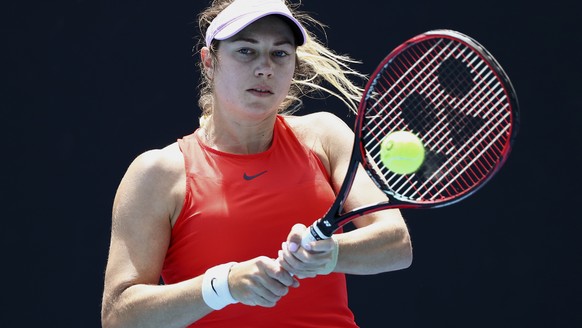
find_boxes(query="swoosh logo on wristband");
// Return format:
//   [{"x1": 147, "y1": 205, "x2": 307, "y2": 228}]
[
  {"x1": 211, "y1": 277, "x2": 218, "y2": 295},
  {"x1": 243, "y1": 170, "x2": 267, "y2": 180}
]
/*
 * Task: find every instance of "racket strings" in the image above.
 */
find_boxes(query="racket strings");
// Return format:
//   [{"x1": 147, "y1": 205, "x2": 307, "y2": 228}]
[
  {"x1": 361, "y1": 37, "x2": 512, "y2": 203},
  {"x1": 367, "y1": 40, "x2": 459, "y2": 152}
]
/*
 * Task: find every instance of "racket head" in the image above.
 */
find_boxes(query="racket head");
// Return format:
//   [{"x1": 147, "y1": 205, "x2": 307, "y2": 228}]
[{"x1": 357, "y1": 29, "x2": 519, "y2": 207}]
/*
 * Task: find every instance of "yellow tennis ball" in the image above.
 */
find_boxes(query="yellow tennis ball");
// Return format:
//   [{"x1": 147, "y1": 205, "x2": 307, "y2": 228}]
[{"x1": 380, "y1": 131, "x2": 425, "y2": 174}]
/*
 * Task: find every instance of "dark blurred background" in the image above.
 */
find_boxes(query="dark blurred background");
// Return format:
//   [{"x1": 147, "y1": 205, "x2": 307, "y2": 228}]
[{"x1": 2, "y1": 0, "x2": 581, "y2": 327}]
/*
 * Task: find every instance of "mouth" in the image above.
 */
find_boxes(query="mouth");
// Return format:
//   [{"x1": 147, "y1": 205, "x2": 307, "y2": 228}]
[{"x1": 248, "y1": 88, "x2": 273, "y2": 95}]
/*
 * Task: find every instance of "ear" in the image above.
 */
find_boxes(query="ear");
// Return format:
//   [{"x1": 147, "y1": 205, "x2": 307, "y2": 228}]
[{"x1": 200, "y1": 46, "x2": 214, "y2": 77}]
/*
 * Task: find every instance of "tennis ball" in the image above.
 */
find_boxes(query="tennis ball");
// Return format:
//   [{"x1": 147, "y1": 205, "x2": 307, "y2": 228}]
[{"x1": 380, "y1": 131, "x2": 425, "y2": 175}]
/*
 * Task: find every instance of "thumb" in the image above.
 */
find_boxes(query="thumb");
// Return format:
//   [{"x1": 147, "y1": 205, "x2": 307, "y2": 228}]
[{"x1": 286, "y1": 223, "x2": 307, "y2": 253}]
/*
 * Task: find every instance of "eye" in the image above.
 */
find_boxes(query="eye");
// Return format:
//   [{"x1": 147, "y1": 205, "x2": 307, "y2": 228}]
[
  {"x1": 237, "y1": 48, "x2": 254, "y2": 55},
  {"x1": 272, "y1": 50, "x2": 289, "y2": 58}
]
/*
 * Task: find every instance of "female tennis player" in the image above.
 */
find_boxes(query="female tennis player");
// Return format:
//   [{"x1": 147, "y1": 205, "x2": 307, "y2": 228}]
[{"x1": 101, "y1": 0, "x2": 412, "y2": 327}]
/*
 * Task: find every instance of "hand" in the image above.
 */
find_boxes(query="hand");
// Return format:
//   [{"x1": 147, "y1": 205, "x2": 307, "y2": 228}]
[
  {"x1": 228, "y1": 256, "x2": 299, "y2": 307},
  {"x1": 277, "y1": 224, "x2": 339, "y2": 279}
]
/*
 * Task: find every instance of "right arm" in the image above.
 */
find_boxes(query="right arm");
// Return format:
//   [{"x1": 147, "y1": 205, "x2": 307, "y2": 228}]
[
  {"x1": 101, "y1": 148, "x2": 213, "y2": 328},
  {"x1": 101, "y1": 147, "x2": 297, "y2": 328}
]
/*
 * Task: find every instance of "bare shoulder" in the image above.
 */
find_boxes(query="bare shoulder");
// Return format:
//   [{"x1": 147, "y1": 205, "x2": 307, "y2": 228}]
[
  {"x1": 115, "y1": 142, "x2": 185, "y2": 225},
  {"x1": 284, "y1": 111, "x2": 351, "y2": 137},
  {"x1": 284, "y1": 111, "x2": 353, "y2": 152},
  {"x1": 283, "y1": 112, "x2": 354, "y2": 177},
  {"x1": 283, "y1": 111, "x2": 354, "y2": 151},
  {"x1": 128, "y1": 143, "x2": 184, "y2": 179}
]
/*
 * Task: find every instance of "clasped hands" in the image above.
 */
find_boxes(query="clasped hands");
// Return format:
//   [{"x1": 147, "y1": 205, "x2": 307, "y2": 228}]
[
  {"x1": 277, "y1": 223, "x2": 339, "y2": 279},
  {"x1": 227, "y1": 223, "x2": 338, "y2": 308}
]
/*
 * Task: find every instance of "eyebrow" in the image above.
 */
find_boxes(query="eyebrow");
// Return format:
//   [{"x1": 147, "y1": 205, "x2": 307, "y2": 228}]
[{"x1": 228, "y1": 36, "x2": 294, "y2": 47}]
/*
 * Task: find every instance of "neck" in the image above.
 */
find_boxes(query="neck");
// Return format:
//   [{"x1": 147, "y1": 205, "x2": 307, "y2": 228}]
[{"x1": 200, "y1": 115, "x2": 277, "y2": 154}]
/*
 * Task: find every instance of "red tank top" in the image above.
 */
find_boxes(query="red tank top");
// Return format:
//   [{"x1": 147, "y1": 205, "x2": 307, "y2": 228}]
[{"x1": 162, "y1": 115, "x2": 358, "y2": 327}]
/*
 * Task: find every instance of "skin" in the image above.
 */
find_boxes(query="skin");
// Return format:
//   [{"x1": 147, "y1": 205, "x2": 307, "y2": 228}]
[{"x1": 101, "y1": 15, "x2": 412, "y2": 328}]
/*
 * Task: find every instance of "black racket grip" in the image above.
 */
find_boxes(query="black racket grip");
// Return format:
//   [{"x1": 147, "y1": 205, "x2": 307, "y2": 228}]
[{"x1": 301, "y1": 221, "x2": 332, "y2": 248}]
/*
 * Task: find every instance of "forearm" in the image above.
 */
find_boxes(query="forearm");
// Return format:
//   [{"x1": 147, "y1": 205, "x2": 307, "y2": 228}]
[
  {"x1": 333, "y1": 220, "x2": 412, "y2": 275},
  {"x1": 102, "y1": 277, "x2": 212, "y2": 328}
]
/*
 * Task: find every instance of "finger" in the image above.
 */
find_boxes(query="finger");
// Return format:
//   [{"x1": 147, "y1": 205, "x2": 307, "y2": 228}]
[
  {"x1": 279, "y1": 242, "x2": 309, "y2": 277},
  {"x1": 279, "y1": 245, "x2": 308, "y2": 270},
  {"x1": 278, "y1": 254, "x2": 322, "y2": 279},
  {"x1": 253, "y1": 259, "x2": 301, "y2": 302},
  {"x1": 228, "y1": 258, "x2": 291, "y2": 307},
  {"x1": 278, "y1": 250, "x2": 299, "y2": 276},
  {"x1": 294, "y1": 271, "x2": 319, "y2": 279},
  {"x1": 281, "y1": 243, "x2": 337, "y2": 277},
  {"x1": 305, "y1": 238, "x2": 335, "y2": 253},
  {"x1": 252, "y1": 287, "x2": 283, "y2": 306},
  {"x1": 285, "y1": 224, "x2": 307, "y2": 252},
  {"x1": 284, "y1": 244, "x2": 330, "y2": 265},
  {"x1": 265, "y1": 262, "x2": 300, "y2": 289},
  {"x1": 263, "y1": 258, "x2": 297, "y2": 290},
  {"x1": 236, "y1": 276, "x2": 283, "y2": 307}
]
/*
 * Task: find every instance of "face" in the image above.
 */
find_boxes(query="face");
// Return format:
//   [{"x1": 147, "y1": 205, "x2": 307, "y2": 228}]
[{"x1": 202, "y1": 15, "x2": 297, "y2": 124}]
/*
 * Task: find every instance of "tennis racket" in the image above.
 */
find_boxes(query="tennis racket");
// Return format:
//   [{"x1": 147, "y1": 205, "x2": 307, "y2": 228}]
[{"x1": 302, "y1": 29, "x2": 520, "y2": 246}]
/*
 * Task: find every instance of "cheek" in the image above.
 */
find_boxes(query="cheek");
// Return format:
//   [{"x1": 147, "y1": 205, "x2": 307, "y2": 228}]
[
  {"x1": 287, "y1": 59, "x2": 298, "y2": 82},
  {"x1": 285, "y1": 65, "x2": 296, "y2": 80},
  {"x1": 213, "y1": 78, "x2": 239, "y2": 106},
  {"x1": 280, "y1": 66, "x2": 296, "y2": 92},
  {"x1": 214, "y1": 66, "x2": 243, "y2": 92},
  {"x1": 278, "y1": 61, "x2": 296, "y2": 83}
]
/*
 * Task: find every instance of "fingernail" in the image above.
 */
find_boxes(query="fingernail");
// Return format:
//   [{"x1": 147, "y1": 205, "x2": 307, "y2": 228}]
[
  {"x1": 288, "y1": 242, "x2": 299, "y2": 252},
  {"x1": 304, "y1": 243, "x2": 312, "y2": 251}
]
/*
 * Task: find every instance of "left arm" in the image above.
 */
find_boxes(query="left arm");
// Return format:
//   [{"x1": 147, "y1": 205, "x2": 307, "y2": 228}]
[{"x1": 279, "y1": 112, "x2": 412, "y2": 277}]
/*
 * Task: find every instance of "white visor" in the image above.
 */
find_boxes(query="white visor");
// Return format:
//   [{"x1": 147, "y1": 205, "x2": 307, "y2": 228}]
[{"x1": 205, "y1": 0, "x2": 307, "y2": 47}]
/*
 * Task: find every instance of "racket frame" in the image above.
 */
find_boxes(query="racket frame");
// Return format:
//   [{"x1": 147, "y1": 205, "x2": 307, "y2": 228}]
[{"x1": 306, "y1": 29, "x2": 519, "y2": 243}]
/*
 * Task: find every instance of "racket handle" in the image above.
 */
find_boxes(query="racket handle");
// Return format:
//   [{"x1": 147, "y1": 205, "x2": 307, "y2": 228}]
[
  {"x1": 288, "y1": 223, "x2": 331, "y2": 277},
  {"x1": 301, "y1": 223, "x2": 330, "y2": 248}
]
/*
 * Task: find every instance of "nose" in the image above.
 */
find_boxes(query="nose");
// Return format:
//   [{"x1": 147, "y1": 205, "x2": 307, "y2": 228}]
[{"x1": 255, "y1": 55, "x2": 274, "y2": 78}]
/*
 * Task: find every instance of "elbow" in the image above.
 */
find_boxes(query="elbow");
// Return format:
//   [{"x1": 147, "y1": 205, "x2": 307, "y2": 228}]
[
  {"x1": 102, "y1": 309, "x2": 126, "y2": 328},
  {"x1": 101, "y1": 311, "x2": 113, "y2": 328},
  {"x1": 392, "y1": 227, "x2": 413, "y2": 271},
  {"x1": 400, "y1": 235, "x2": 413, "y2": 269},
  {"x1": 367, "y1": 224, "x2": 413, "y2": 274},
  {"x1": 101, "y1": 304, "x2": 118, "y2": 328},
  {"x1": 102, "y1": 281, "x2": 137, "y2": 328},
  {"x1": 101, "y1": 295, "x2": 124, "y2": 328}
]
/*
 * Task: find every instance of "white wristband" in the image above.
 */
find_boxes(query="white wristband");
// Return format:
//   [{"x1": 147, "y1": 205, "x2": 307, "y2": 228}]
[{"x1": 202, "y1": 262, "x2": 238, "y2": 310}]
